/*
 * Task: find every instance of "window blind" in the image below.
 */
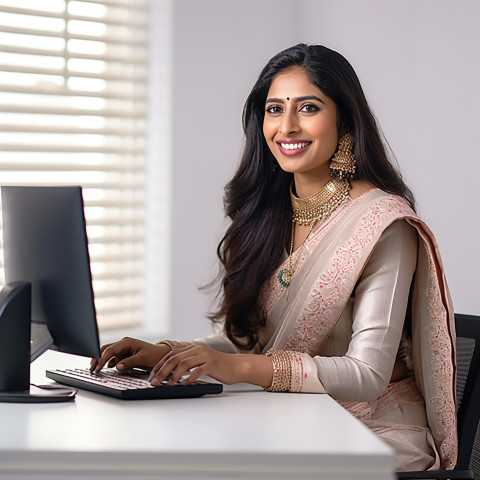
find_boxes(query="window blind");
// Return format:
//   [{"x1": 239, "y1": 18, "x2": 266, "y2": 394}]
[{"x1": 0, "y1": 0, "x2": 150, "y2": 330}]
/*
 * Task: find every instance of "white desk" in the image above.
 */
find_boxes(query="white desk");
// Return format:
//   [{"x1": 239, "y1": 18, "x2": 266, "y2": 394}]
[{"x1": 0, "y1": 350, "x2": 395, "y2": 480}]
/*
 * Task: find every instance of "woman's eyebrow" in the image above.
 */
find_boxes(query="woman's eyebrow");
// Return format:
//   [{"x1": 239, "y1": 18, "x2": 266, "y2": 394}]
[{"x1": 265, "y1": 95, "x2": 325, "y2": 104}]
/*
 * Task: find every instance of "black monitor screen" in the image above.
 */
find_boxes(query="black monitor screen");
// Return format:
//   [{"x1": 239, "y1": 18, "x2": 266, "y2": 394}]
[{"x1": 1, "y1": 186, "x2": 100, "y2": 360}]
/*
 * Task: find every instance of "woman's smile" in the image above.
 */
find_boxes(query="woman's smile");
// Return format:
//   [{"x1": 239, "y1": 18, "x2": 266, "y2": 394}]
[{"x1": 277, "y1": 140, "x2": 312, "y2": 155}]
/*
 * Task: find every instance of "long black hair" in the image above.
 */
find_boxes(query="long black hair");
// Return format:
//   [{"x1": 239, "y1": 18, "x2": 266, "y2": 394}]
[{"x1": 210, "y1": 44, "x2": 415, "y2": 350}]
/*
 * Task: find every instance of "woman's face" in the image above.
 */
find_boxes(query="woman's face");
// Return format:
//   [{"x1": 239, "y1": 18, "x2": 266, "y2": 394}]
[{"x1": 263, "y1": 68, "x2": 339, "y2": 186}]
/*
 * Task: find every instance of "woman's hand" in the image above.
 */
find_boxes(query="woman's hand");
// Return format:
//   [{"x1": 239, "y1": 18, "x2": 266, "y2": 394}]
[
  {"x1": 90, "y1": 337, "x2": 171, "y2": 373},
  {"x1": 148, "y1": 345, "x2": 274, "y2": 388}
]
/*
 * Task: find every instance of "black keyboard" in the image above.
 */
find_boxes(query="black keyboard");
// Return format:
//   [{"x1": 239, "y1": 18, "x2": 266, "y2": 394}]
[{"x1": 46, "y1": 368, "x2": 223, "y2": 400}]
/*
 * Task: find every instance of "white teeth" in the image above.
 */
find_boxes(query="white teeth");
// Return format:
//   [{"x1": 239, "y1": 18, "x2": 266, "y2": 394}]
[{"x1": 280, "y1": 142, "x2": 309, "y2": 150}]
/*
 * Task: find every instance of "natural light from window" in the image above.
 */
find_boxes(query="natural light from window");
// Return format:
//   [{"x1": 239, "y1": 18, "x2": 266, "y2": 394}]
[{"x1": 0, "y1": 0, "x2": 149, "y2": 330}]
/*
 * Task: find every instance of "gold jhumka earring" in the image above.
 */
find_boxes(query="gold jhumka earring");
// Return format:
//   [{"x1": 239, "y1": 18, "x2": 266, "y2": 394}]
[{"x1": 329, "y1": 132, "x2": 356, "y2": 180}]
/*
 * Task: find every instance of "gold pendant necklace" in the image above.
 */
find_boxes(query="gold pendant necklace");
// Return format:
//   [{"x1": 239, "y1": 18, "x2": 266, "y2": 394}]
[
  {"x1": 278, "y1": 219, "x2": 316, "y2": 299},
  {"x1": 278, "y1": 177, "x2": 351, "y2": 296}
]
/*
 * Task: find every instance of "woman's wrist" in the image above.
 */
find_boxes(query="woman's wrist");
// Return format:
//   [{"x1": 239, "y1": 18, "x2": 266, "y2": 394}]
[
  {"x1": 235, "y1": 353, "x2": 274, "y2": 388},
  {"x1": 155, "y1": 340, "x2": 191, "y2": 351}
]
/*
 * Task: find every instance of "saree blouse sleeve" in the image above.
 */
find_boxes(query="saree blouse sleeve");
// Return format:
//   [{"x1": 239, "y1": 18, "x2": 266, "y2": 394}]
[
  {"x1": 265, "y1": 220, "x2": 418, "y2": 399},
  {"x1": 312, "y1": 219, "x2": 418, "y2": 400},
  {"x1": 190, "y1": 323, "x2": 242, "y2": 354}
]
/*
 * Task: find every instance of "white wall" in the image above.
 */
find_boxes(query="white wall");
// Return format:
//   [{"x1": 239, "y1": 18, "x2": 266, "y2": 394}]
[
  {"x1": 167, "y1": 0, "x2": 299, "y2": 339},
  {"x1": 161, "y1": 0, "x2": 480, "y2": 341},
  {"x1": 299, "y1": 0, "x2": 480, "y2": 317}
]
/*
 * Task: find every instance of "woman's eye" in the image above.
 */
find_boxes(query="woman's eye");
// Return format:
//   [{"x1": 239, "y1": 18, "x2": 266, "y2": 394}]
[
  {"x1": 300, "y1": 104, "x2": 319, "y2": 113},
  {"x1": 266, "y1": 105, "x2": 283, "y2": 115}
]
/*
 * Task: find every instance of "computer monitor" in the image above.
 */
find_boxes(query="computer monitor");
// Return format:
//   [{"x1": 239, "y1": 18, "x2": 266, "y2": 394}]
[{"x1": 0, "y1": 186, "x2": 101, "y2": 402}]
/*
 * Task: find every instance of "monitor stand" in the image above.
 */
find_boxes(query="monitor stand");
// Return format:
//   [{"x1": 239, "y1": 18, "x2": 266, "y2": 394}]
[{"x1": 0, "y1": 282, "x2": 76, "y2": 403}]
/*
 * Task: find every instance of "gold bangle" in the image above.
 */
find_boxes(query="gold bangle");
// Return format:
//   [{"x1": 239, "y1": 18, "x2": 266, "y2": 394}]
[
  {"x1": 265, "y1": 349, "x2": 293, "y2": 392},
  {"x1": 156, "y1": 340, "x2": 176, "y2": 351},
  {"x1": 156, "y1": 340, "x2": 191, "y2": 351}
]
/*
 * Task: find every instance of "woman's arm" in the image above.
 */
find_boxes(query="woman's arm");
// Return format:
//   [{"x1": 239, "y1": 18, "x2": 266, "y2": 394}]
[
  {"x1": 148, "y1": 345, "x2": 273, "y2": 387},
  {"x1": 264, "y1": 220, "x2": 418, "y2": 399},
  {"x1": 93, "y1": 221, "x2": 416, "y2": 394},
  {"x1": 310, "y1": 219, "x2": 418, "y2": 400}
]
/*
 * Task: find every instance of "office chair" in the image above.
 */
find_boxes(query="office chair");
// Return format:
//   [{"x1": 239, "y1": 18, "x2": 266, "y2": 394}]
[{"x1": 397, "y1": 313, "x2": 480, "y2": 480}]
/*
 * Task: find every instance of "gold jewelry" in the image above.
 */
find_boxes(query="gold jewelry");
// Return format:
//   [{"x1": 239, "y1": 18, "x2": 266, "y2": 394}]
[
  {"x1": 156, "y1": 340, "x2": 190, "y2": 351},
  {"x1": 265, "y1": 349, "x2": 292, "y2": 392},
  {"x1": 156, "y1": 340, "x2": 176, "y2": 351},
  {"x1": 278, "y1": 177, "x2": 351, "y2": 295},
  {"x1": 290, "y1": 177, "x2": 351, "y2": 226},
  {"x1": 329, "y1": 132, "x2": 356, "y2": 180},
  {"x1": 277, "y1": 219, "x2": 316, "y2": 298}
]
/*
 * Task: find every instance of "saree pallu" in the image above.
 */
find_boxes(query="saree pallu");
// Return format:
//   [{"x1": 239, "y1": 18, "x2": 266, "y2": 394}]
[
  {"x1": 192, "y1": 188, "x2": 457, "y2": 471},
  {"x1": 258, "y1": 189, "x2": 457, "y2": 471}
]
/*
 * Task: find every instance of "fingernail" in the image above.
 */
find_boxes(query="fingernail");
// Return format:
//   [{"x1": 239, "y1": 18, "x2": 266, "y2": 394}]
[
  {"x1": 117, "y1": 363, "x2": 124, "y2": 371},
  {"x1": 151, "y1": 378, "x2": 159, "y2": 386}
]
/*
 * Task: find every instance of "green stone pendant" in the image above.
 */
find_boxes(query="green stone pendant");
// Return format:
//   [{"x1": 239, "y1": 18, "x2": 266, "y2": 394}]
[{"x1": 278, "y1": 269, "x2": 292, "y2": 288}]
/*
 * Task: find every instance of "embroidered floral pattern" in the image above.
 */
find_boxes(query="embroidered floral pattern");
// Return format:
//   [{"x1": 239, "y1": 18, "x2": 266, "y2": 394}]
[
  {"x1": 283, "y1": 196, "x2": 414, "y2": 353},
  {"x1": 376, "y1": 376, "x2": 423, "y2": 409},
  {"x1": 338, "y1": 400, "x2": 372, "y2": 421},
  {"x1": 290, "y1": 350, "x2": 304, "y2": 392},
  {"x1": 339, "y1": 377, "x2": 423, "y2": 422},
  {"x1": 261, "y1": 198, "x2": 353, "y2": 315},
  {"x1": 422, "y1": 241, "x2": 457, "y2": 469},
  {"x1": 259, "y1": 190, "x2": 457, "y2": 469}
]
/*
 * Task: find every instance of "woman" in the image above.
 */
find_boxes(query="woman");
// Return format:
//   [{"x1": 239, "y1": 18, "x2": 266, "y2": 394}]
[{"x1": 91, "y1": 44, "x2": 457, "y2": 472}]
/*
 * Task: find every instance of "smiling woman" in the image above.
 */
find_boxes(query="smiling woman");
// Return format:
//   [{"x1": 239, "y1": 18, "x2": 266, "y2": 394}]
[
  {"x1": 92, "y1": 43, "x2": 457, "y2": 474},
  {"x1": 263, "y1": 69, "x2": 338, "y2": 190}
]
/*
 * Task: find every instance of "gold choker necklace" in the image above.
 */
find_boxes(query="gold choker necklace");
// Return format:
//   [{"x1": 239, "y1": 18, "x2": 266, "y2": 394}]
[
  {"x1": 278, "y1": 178, "x2": 351, "y2": 295},
  {"x1": 290, "y1": 177, "x2": 351, "y2": 226}
]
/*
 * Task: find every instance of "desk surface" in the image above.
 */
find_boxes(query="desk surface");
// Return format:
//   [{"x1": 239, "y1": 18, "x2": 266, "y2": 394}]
[{"x1": 0, "y1": 350, "x2": 395, "y2": 480}]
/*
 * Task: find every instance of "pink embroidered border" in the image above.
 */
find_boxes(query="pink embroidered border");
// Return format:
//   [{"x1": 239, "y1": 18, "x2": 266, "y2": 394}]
[
  {"x1": 339, "y1": 377, "x2": 423, "y2": 421},
  {"x1": 290, "y1": 351, "x2": 304, "y2": 392},
  {"x1": 422, "y1": 241, "x2": 457, "y2": 469},
  {"x1": 261, "y1": 197, "x2": 355, "y2": 315},
  {"x1": 283, "y1": 196, "x2": 413, "y2": 353}
]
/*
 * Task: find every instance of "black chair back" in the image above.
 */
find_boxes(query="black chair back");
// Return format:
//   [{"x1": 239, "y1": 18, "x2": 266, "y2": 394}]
[
  {"x1": 455, "y1": 313, "x2": 480, "y2": 475},
  {"x1": 397, "y1": 313, "x2": 480, "y2": 479}
]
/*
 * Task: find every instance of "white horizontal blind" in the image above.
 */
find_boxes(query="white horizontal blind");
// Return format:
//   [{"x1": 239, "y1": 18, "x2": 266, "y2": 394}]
[{"x1": 0, "y1": 0, "x2": 149, "y2": 330}]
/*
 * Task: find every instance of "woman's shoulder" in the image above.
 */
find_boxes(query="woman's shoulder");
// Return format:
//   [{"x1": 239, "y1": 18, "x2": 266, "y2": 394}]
[
  {"x1": 347, "y1": 181, "x2": 418, "y2": 220},
  {"x1": 349, "y1": 182, "x2": 415, "y2": 212},
  {"x1": 349, "y1": 179, "x2": 375, "y2": 200}
]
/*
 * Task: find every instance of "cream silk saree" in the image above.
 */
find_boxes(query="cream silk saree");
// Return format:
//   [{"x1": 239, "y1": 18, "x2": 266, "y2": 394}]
[{"x1": 193, "y1": 189, "x2": 457, "y2": 471}]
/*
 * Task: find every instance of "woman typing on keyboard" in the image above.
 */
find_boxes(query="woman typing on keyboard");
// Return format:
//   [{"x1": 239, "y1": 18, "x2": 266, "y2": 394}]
[{"x1": 91, "y1": 44, "x2": 456, "y2": 474}]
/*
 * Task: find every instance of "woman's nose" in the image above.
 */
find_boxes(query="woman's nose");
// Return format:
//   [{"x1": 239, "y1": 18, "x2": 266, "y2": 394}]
[{"x1": 279, "y1": 110, "x2": 299, "y2": 135}]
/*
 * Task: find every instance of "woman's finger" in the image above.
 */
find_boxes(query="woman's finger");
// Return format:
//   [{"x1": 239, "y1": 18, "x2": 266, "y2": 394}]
[
  {"x1": 149, "y1": 354, "x2": 182, "y2": 384},
  {"x1": 150, "y1": 348, "x2": 203, "y2": 385},
  {"x1": 149, "y1": 344, "x2": 195, "y2": 378},
  {"x1": 99, "y1": 342, "x2": 114, "y2": 355},
  {"x1": 167, "y1": 354, "x2": 203, "y2": 385},
  {"x1": 180, "y1": 364, "x2": 207, "y2": 385},
  {"x1": 90, "y1": 342, "x2": 114, "y2": 370},
  {"x1": 91, "y1": 339, "x2": 135, "y2": 372}
]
